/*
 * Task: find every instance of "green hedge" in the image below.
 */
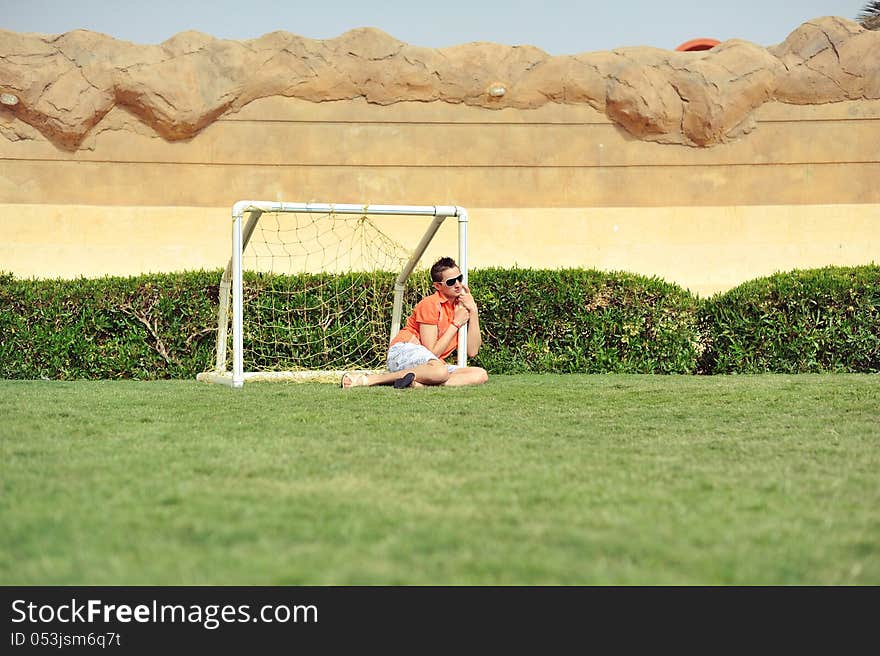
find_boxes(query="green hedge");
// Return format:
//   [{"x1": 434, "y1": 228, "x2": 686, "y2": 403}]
[
  {"x1": 0, "y1": 271, "x2": 218, "y2": 380},
  {"x1": 467, "y1": 268, "x2": 700, "y2": 374},
  {"x1": 699, "y1": 265, "x2": 880, "y2": 374},
  {"x1": 1, "y1": 265, "x2": 877, "y2": 379}
]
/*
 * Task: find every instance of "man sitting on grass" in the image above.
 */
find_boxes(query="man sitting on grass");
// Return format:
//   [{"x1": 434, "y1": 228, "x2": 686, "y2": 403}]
[{"x1": 341, "y1": 257, "x2": 488, "y2": 389}]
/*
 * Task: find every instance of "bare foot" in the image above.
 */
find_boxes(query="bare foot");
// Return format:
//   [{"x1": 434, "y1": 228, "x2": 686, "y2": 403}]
[{"x1": 341, "y1": 372, "x2": 368, "y2": 389}]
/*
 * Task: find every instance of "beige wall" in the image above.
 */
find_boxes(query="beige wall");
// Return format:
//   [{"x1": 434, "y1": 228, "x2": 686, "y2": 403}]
[{"x1": 2, "y1": 97, "x2": 878, "y2": 295}]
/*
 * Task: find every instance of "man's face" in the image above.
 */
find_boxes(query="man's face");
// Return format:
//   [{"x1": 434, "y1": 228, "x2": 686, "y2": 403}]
[{"x1": 433, "y1": 267, "x2": 463, "y2": 300}]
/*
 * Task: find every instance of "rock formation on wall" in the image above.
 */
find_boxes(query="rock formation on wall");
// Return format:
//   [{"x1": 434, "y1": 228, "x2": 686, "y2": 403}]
[{"x1": 0, "y1": 16, "x2": 877, "y2": 150}]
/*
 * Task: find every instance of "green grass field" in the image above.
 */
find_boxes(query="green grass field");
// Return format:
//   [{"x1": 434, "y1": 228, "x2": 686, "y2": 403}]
[{"x1": 1, "y1": 375, "x2": 878, "y2": 585}]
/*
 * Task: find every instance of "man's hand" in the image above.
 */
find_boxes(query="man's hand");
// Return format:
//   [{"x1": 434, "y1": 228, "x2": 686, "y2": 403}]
[
  {"x1": 458, "y1": 285, "x2": 479, "y2": 315},
  {"x1": 453, "y1": 303, "x2": 470, "y2": 327}
]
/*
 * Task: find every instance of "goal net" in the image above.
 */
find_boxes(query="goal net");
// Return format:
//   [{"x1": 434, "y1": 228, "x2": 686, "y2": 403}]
[{"x1": 197, "y1": 201, "x2": 469, "y2": 388}]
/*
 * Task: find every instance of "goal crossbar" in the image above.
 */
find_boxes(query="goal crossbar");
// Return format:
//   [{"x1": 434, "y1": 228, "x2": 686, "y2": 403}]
[{"x1": 198, "y1": 201, "x2": 469, "y2": 388}]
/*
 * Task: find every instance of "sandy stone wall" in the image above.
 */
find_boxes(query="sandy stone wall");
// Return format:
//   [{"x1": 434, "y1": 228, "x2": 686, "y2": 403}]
[{"x1": 1, "y1": 17, "x2": 878, "y2": 295}]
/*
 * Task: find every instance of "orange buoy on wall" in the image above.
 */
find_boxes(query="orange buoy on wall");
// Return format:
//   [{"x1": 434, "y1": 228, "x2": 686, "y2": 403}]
[{"x1": 675, "y1": 38, "x2": 720, "y2": 51}]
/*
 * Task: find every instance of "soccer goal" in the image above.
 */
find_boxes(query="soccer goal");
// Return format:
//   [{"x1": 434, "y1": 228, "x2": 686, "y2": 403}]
[{"x1": 197, "y1": 201, "x2": 469, "y2": 388}]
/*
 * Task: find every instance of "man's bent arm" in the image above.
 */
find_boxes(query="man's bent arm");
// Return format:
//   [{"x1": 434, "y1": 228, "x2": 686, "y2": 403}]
[{"x1": 420, "y1": 323, "x2": 460, "y2": 358}]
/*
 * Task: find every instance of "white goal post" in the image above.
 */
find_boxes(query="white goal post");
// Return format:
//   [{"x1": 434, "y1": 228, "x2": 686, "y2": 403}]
[{"x1": 197, "y1": 201, "x2": 469, "y2": 388}]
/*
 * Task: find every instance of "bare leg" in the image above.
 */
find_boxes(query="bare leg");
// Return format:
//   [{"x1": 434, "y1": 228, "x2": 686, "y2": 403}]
[
  {"x1": 442, "y1": 366, "x2": 489, "y2": 387},
  {"x1": 342, "y1": 360, "x2": 450, "y2": 388}
]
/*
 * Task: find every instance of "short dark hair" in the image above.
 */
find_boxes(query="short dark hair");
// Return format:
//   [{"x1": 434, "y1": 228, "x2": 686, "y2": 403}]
[{"x1": 430, "y1": 257, "x2": 458, "y2": 282}]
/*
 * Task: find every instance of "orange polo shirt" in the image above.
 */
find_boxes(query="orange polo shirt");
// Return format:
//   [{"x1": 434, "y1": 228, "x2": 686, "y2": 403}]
[{"x1": 389, "y1": 291, "x2": 459, "y2": 360}]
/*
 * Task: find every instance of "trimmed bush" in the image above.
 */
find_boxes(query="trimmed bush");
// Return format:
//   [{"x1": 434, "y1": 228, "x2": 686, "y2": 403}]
[
  {"x1": 1, "y1": 268, "x2": 701, "y2": 378},
  {"x1": 0, "y1": 271, "x2": 218, "y2": 380},
  {"x1": 699, "y1": 265, "x2": 880, "y2": 374},
  {"x1": 466, "y1": 268, "x2": 701, "y2": 374},
  {"x1": 2, "y1": 265, "x2": 877, "y2": 379}
]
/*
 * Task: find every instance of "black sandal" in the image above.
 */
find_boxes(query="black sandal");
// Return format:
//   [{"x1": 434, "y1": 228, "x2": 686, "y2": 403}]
[{"x1": 393, "y1": 372, "x2": 416, "y2": 389}]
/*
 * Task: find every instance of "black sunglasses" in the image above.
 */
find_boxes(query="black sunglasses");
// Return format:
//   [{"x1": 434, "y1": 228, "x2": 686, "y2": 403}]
[{"x1": 441, "y1": 274, "x2": 464, "y2": 287}]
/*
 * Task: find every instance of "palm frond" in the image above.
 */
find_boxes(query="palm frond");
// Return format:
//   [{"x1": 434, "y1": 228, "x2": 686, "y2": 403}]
[{"x1": 858, "y1": 1, "x2": 880, "y2": 29}]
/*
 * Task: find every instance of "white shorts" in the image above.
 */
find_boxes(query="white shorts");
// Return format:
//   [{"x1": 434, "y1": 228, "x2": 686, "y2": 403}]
[{"x1": 387, "y1": 342, "x2": 459, "y2": 374}]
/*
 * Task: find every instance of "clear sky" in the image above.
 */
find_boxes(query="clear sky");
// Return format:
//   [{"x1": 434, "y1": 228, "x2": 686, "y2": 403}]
[{"x1": 0, "y1": 0, "x2": 867, "y2": 54}]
